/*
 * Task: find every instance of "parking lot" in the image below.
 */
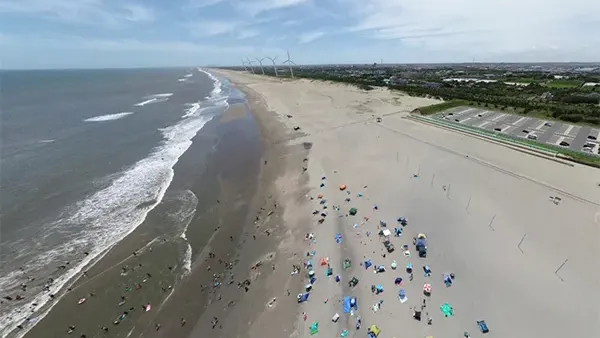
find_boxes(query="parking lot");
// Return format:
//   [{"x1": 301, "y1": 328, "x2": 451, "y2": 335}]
[{"x1": 438, "y1": 107, "x2": 600, "y2": 155}]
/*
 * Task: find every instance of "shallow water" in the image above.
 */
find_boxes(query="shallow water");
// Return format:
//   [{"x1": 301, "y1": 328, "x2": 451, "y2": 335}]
[{"x1": 0, "y1": 68, "x2": 236, "y2": 337}]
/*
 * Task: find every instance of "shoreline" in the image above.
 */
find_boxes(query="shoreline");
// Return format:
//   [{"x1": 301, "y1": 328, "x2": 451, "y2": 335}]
[{"x1": 18, "y1": 92, "x2": 271, "y2": 338}]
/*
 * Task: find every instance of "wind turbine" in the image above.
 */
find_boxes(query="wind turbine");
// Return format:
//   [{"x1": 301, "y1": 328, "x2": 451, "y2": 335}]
[
  {"x1": 265, "y1": 56, "x2": 278, "y2": 76},
  {"x1": 244, "y1": 57, "x2": 255, "y2": 74},
  {"x1": 282, "y1": 50, "x2": 296, "y2": 78},
  {"x1": 254, "y1": 57, "x2": 266, "y2": 75}
]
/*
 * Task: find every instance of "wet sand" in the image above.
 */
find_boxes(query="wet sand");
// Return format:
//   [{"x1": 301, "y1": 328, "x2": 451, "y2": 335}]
[{"x1": 20, "y1": 99, "x2": 291, "y2": 338}]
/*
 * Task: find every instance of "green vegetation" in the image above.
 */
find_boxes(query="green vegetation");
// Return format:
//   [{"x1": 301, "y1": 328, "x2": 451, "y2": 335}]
[
  {"x1": 545, "y1": 79, "x2": 583, "y2": 88},
  {"x1": 255, "y1": 66, "x2": 600, "y2": 127},
  {"x1": 415, "y1": 100, "x2": 470, "y2": 115}
]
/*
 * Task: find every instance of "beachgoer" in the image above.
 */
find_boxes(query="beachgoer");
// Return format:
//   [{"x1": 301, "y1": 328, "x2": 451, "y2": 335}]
[
  {"x1": 155, "y1": 324, "x2": 161, "y2": 331},
  {"x1": 181, "y1": 318, "x2": 186, "y2": 326}
]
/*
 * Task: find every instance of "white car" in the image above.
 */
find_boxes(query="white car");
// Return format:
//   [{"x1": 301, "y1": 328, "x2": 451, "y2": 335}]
[
  {"x1": 527, "y1": 134, "x2": 538, "y2": 140},
  {"x1": 583, "y1": 147, "x2": 593, "y2": 153}
]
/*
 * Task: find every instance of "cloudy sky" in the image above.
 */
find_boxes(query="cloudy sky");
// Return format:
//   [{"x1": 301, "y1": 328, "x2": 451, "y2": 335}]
[{"x1": 1, "y1": 0, "x2": 599, "y2": 69}]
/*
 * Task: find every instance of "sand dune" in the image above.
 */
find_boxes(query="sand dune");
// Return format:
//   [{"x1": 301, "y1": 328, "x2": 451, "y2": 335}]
[{"x1": 213, "y1": 69, "x2": 599, "y2": 338}]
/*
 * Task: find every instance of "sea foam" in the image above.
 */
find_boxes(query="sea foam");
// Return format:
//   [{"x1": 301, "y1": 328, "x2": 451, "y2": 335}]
[
  {"x1": 134, "y1": 93, "x2": 173, "y2": 107},
  {"x1": 0, "y1": 70, "x2": 227, "y2": 338},
  {"x1": 84, "y1": 112, "x2": 133, "y2": 122}
]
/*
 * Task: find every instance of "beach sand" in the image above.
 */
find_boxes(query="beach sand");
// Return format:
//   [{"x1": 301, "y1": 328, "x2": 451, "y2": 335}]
[
  {"x1": 208, "y1": 69, "x2": 599, "y2": 338},
  {"x1": 20, "y1": 69, "x2": 599, "y2": 338}
]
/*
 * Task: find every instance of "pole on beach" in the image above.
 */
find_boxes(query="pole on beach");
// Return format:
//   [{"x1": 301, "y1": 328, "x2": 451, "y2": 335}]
[
  {"x1": 396, "y1": 151, "x2": 399, "y2": 163},
  {"x1": 466, "y1": 196, "x2": 472, "y2": 212},
  {"x1": 431, "y1": 174, "x2": 435, "y2": 187},
  {"x1": 488, "y1": 213, "x2": 496, "y2": 231},
  {"x1": 416, "y1": 164, "x2": 420, "y2": 176},
  {"x1": 446, "y1": 184, "x2": 451, "y2": 199},
  {"x1": 517, "y1": 233, "x2": 526, "y2": 253},
  {"x1": 554, "y1": 258, "x2": 568, "y2": 282}
]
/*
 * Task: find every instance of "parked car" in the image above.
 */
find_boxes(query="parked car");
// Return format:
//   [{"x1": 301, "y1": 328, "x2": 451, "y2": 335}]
[
  {"x1": 544, "y1": 122, "x2": 552, "y2": 127},
  {"x1": 559, "y1": 141, "x2": 570, "y2": 147},
  {"x1": 587, "y1": 135, "x2": 597, "y2": 140},
  {"x1": 494, "y1": 127, "x2": 501, "y2": 132},
  {"x1": 527, "y1": 134, "x2": 537, "y2": 140}
]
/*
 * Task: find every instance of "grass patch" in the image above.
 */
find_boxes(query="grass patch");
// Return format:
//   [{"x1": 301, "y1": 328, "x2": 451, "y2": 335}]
[
  {"x1": 545, "y1": 79, "x2": 583, "y2": 88},
  {"x1": 415, "y1": 100, "x2": 471, "y2": 115}
]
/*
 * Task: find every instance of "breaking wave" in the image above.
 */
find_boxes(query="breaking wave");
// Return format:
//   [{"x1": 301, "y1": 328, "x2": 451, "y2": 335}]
[{"x1": 84, "y1": 112, "x2": 134, "y2": 122}]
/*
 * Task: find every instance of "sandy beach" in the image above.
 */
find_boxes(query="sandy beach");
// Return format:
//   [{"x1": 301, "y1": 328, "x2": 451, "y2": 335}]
[
  {"x1": 208, "y1": 69, "x2": 599, "y2": 338},
  {"x1": 17, "y1": 69, "x2": 599, "y2": 338}
]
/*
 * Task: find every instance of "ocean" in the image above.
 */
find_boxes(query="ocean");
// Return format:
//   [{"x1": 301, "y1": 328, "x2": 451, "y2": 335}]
[{"x1": 0, "y1": 68, "x2": 238, "y2": 337}]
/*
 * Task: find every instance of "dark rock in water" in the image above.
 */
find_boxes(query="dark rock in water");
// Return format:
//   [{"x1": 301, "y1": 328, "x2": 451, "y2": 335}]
[{"x1": 303, "y1": 142, "x2": 313, "y2": 150}]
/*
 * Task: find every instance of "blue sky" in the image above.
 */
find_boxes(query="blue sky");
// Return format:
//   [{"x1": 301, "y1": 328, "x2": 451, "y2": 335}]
[{"x1": 1, "y1": 0, "x2": 599, "y2": 69}]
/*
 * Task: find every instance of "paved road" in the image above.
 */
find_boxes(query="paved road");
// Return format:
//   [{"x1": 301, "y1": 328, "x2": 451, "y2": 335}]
[{"x1": 439, "y1": 107, "x2": 600, "y2": 155}]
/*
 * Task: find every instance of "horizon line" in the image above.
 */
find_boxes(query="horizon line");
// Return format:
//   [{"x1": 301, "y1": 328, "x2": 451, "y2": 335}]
[{"x1": 2, "y1": 61, "x2": 600, "y2": 71}]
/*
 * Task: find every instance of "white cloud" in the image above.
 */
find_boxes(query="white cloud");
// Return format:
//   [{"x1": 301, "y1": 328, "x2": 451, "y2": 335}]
[
  {"x1": 0, "y1": 33, "x2": 283, "y2": 55},
  {"x1": 188, "y1": 0, "x2": 225, "y2": 8},
  {"x1": 237, "y1": 0, "x2": 309, "y2": 16},
  {"x1": 299, "y1": 31, "x2": 324, "y2": 44},
  {"x1": 186, "y1": 20, "x2": 242, "y2": 37},
  {"x1": 237, "y1": 29, "x2": 260, "y2": 39},
  {"x1": 121, "y1": 3, "x2": 155, "y2": 22},
  {"x1": 0, "y1": 0, "x2": 155, "y2": 26},
  {"x1": 346, "y1": 0, "x2": 600, "y2": 58}
]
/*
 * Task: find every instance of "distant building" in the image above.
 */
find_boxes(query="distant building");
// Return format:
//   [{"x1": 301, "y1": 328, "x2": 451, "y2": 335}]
[
  {"x1": 583, "y1": 82, "x2": 599, "y2": 87},
  {"x1": 540, "y1": 92, "x2": 554, "y2": 100},
  {"x1": 553, "y1": 75, "x2": 569, "y2": 79},
  {"x1": 442, "y1": 78, "x2": 496, "y2": 83},
  {"x1": 423, "y1": 82, "x2": 441, "y2": 88},
  {"x1": 389, "y1": 76, "x2": 409, "y2": 85}
]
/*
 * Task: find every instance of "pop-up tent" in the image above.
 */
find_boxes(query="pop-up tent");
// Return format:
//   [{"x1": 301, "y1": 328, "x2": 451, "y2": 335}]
[{"x1": 343, "y1": 296, "x2": 358, "y2": 313}]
